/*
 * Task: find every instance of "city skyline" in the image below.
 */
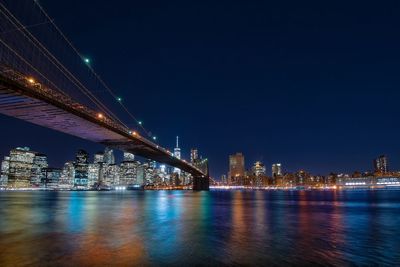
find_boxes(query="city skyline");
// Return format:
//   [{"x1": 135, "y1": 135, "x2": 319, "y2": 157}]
[
  {"x1": 2, "y1": 0, "x2": 400, "y2": 177},
  {"x1": 0, "y1": 1, "x2": 400, "y2": 266}
]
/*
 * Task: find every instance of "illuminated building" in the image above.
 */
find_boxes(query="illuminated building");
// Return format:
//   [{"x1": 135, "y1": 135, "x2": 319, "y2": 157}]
[
  {"x1": 228, "y1": 153, "x2": 245, "y2": 185},
  {"x1": 119, "y1": 159, "x2": 139, "y2": 186},
  {"x1": 94, "y1": 152, "x2": 104, "y2": 164},
  {"x1": 103, "y1": 164, "x2": 119, "y2": 187},
  {"x1": 374, "y1": 155, "x2": 388, "y2": 174},
  {"x1": 272, "y1": 163, "x2": 282, "y2": 177},
  {"x1": 7, "y1": 147, "x2": 36, "y2": 188},
  {"x1": 0, "y1": 156, "x2": 10, "y2": 187},
  {"x1": 74, "y1": 149, "x2": 89, "y2": 189},
  {"x1": 88, "y1": 163, "x2": 101, "y2": 188},
  {"x1": 295, "y1": 170, "x2": 309, "y2": 186},
  {"x1": 42, "y1": 168, "x2": 61, "y2": 189},
  {"x1": 123, "y1": 152, "x2": 135, "y2": 161},
  {"x1": 31, "y1": 153, "x2": 48, "y2": 187},
  {"x1": 136, "y1": 165, "x2": 145, "y2": 185},
  {"x1": 191, "y1": 148, "x2": 198, "y2": 163},
  {"x1": 173, "y1": 136, "x2": 181, "y2": 175},
  {"x1": 252, "y1": 161, "x2": 266, "y2": 176},
  {"x1": 59, "y1": 161, "x2": 74, "y2": 189},
  {"x1": 104, "y1": 147, "x2": 115, "y2": 165},
  {"x1": 160, "y1": 164, "x2": 166, "y2": 173},
  {"x1": 252, "y1": 161, "x2": 266, "y2": 186}
]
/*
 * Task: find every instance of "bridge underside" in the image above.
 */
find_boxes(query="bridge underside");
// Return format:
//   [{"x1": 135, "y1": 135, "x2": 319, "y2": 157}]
[{"x1": 0, "y1": 76, "x2": 208, "y2": 189}]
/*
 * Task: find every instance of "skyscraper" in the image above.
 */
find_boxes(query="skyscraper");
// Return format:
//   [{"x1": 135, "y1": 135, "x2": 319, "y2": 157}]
[
  {"x1": 190, "y1": 148, "x2": 198, "y2": 163},
  {"x1": 123, "y1": 152, "x2": 135, "y2": 161},
  {"x1": 252, "y1": 161, "x2": 266, "y2": 176},
  {"x1": 0, "y1": 156, "x2": 10, "y2": 187},
  {"x1": 228, "y1": 153, "x2": 245, "y2": 185},
  {"x1": 7, "y1": 147, "x2": 36, "y2": 188},
  {"x1": 94, "y1": 152, "x2": 104, "y2": 164},
  {"x1": 42, "y1": 168, "x2": 61, "y2": 189},
  {"x1": 174, "y1": 136, "x2": 181, "y2": 175},
  {"x1": 119, "y1": 154, "x2": 138, "y2": 186},
  {"x1": 74, "y1": 149, "x2": 89, "y2": 189},
  {"x1": 59, "y1": 161, "x2": 74, "y2": 189},
  {"x1": 103, "y1": 147, "x2": 115, "y2": 165},
  {"x1": 31, "y1": 153, "x2": 48, "y2": 186},
  {"x1": 374, "y1": 155, "x2": 388, "y2": 174},
  {"x1": 272, "y1": 163, "x2": 282, "y2": 177}
]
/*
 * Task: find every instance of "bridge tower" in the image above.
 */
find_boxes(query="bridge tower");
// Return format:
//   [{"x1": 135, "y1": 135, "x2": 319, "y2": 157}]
[{"x1": 193, "y1": 175, "x2": 210, "y2": 191}]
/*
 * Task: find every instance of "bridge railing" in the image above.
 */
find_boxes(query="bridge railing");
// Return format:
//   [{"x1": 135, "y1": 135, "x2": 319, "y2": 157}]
[
  {"x1": 0, "y1": 65, "x2": 130, "y2": 134},
  {"x1": 0, "y1": 65, "x2": 204, "y2": 175}
]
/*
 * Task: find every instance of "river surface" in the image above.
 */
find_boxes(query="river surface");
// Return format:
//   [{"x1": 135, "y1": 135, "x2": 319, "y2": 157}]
[{"x1": 0, "y1": 190, "x2": 399, "y2": 266}]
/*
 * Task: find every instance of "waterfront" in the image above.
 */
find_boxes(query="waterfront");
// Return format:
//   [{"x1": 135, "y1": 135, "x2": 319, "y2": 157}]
[{"x1": 0, "y1": 190, "x2": 399, "y2": 266}]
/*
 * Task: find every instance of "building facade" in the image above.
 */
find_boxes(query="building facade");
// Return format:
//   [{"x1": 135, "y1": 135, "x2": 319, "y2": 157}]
[{"x1": 228, "y1": 153, "x2": 245, "y2": 185}]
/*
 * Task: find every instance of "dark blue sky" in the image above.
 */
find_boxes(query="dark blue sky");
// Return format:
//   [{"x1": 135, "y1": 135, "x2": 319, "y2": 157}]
[{"x1": 1, "y1": 0, "x2": 400, "y2": 177}]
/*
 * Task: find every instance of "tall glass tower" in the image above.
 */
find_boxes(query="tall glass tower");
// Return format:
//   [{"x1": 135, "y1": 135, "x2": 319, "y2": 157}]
[{"x1": 174, "y1": 136, "x2": 181, "y2": 175}]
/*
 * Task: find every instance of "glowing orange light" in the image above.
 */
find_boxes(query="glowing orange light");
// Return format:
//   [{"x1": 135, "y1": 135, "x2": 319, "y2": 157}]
[
  {"x1": 27, "y1": 78, "x2": 35, "y2": 84},
  {"x1": 97, "y1": 113, "x2": 104, "y2": 119},
  {"x1": 132, "y1": 131, "x2": 137, "y2": 136}
]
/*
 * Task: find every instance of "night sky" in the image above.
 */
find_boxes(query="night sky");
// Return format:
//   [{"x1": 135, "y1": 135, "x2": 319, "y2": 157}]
[{"x1": 1, "y1": 0, "x2": 400, "y2": 178}]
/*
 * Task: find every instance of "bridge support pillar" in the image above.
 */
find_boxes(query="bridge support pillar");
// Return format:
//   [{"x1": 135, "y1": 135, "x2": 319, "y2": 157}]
[{"x1": 193, "y1": 175, "x2": 209, "y2": 191}]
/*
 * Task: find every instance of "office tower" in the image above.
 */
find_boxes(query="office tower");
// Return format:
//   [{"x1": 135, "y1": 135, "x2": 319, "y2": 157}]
[
  {"x1": 88, "y1": 163, "x2": 101, "y2": 188},
  {"x1": 174, "y1": 136, "x2": 181, "y2": 175},
  {"x1": 272, "y1": 163, "x2": 282, "y2": 177},
  {"x1": 59, "y1": 161, "x2": 74, "y2": 189},
  {"x1": 103, "y1": 147, "x2": 115, "y2": 165},
  {"x1": 74, "y1": 149, "x2": 89, "y2": 189},
  {"x1": 251, "y1": 161, "x2": 266, "y2": 187},
  {"x1": 295, "y1": 170, "x2": 309, "y2": 186},
  {"x1": 136, "y1": 165, "x2": 145, "y2": 185},
  {"x1": 0, "y1": 156, "x2": 10, "y2": 187},
  {"x1": 31, "y1": 153, "x2": 48, "y2": 186},
  {"x1": 94, "y1": 152, "x2": 104, "y2": 164},
  {"x1": 123, "y1": 152, "x2": 135, "y2": 161},
  {"x1": 103, "y1": 164, "x2": 119, "y2": 187},
  {"x1": 42, "y1": 168, "x2": 61, "y2": 189},
  {"x1": 120, "y1": 158, "x2": 139, "y2": 186},
  {"x1": 228, "y1": 153, "x2": 245, "y2": 185},
  {"x1": 252, "y1": 161, "x2": 266, "y2": 176},
  {"x1": 7, "y1": 147, "x2": 36, "y2": 188},
  {"x1": 374, "y1": 155, "x2": 388, "y2": 174},
  {"x1": 191, "y1": 148, "x2": 199, "y2": 163}
]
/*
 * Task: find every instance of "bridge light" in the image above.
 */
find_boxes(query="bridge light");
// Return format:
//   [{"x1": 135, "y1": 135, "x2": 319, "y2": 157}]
[
  {"x1": 138, "y1": 121, "x2": 142, "y2": 125},
  {"x1": 27, "y1": 78, "x2": 35, "y2": 84},
  {"x1": 97, "y1": 113, "x2": 104, "y2": 119},
  {"x1": 117, "y1": 97, "x2": 122, "y2": 102},
  {"x1": 152, "y1": 136, "x2": 157, "y2": 140},
  {"x1": 132, "y1": 131, "x2": 137, "y2": 136},
  {"x1": 84, "y1": 58, "x2": 90, "y2": 64}
]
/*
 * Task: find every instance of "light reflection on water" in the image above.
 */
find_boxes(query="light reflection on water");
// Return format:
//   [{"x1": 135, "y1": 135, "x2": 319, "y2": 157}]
[{"x1": 0, "y1": 190, "x2": 400, "y2": 266}]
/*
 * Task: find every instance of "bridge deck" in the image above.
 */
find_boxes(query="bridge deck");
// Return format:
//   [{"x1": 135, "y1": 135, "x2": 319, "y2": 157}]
[{"x1": 0, "y1": 71, "x2": 205, "y2": 178}]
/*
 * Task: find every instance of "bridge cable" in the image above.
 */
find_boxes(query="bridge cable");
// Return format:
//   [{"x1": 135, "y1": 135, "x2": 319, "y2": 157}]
[
  {"x1": 33, "y1": 0, "x2": 154, "y2": 138},
  {"x1": 0, "y1": 3, "x2": 128, "y2": 129}
]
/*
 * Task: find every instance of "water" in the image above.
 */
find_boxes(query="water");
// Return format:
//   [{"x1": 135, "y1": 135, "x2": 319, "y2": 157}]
[{"x1": 0, "y1": 190, "x2": 399, "y2": 266}]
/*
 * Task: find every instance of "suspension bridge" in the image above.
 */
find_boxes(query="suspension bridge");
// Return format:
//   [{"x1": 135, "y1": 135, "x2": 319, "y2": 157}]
[{"x1": 0, "y1": 0, "x2": 209, "y2": 190}]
